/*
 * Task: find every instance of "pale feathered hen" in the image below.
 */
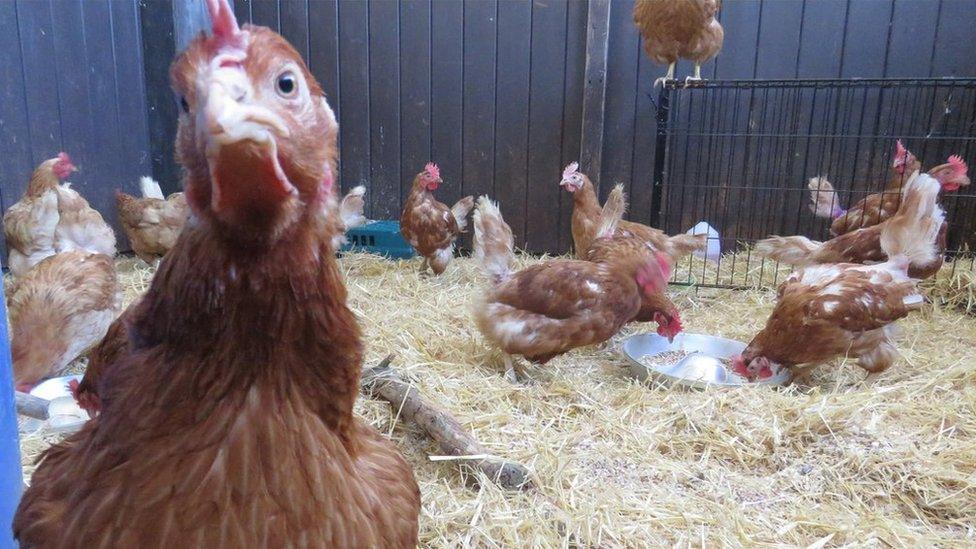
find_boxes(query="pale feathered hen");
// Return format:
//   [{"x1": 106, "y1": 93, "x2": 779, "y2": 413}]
[
  {"x1": 633, "y1": 0, "x2": 724, "y2": 86},
  {"x1": 116, "y1": 177, "x2": 190, "y2": 264},
  {"x1": 6, "y1": 250, "x2": 122, "y2": 391}
]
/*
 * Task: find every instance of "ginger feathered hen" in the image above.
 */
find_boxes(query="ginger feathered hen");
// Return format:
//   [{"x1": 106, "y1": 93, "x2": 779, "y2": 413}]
[
  {"x1": 3, "y1": 154, "x2": 71, "y2": 276},
  {"x1": 809, "y1": 140, "x2": 968, "y2": 235},
  {"x1": 733, "y1": 173, "x2": 944, "y2": 381},
  {"x1": 15, "y1": 1, "x2": 420, "y2": 546},
  {"x1": 3, "y1": 152, "x2": 117, "y2": 276},
  {"x1": 472, "y1": 191, "x2": 669, "y2": 379},
  {"x1": 400, "y1": 163, "x2": 474, "y2": 274},
  {"x1": 758, "y1": 169, "x2": 950, "y2": 280},
  {"x1": 633, "y1": 0, "x2": 724, "y2": 86},
  {"x1": 560, "y1": 162, "x2": 705, "y2": 260},
  {"x1": 6, "y1": 250, "x2": 122, "y2": 391},
  {"x1": 116, "y1": 176, "x2": 190, "y2": 264},
  {"x1": 584, "y1": 185, "x2": 683, "y2": 340}
]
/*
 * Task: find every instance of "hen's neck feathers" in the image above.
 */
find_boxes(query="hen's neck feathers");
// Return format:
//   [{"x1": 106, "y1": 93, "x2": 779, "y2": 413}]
[
  {"x1": 128, "y1": 211, "x2": 362, "y2": 440},
  {"x1": 572, "y1": 176, "x2": 602, "y2": 215}
]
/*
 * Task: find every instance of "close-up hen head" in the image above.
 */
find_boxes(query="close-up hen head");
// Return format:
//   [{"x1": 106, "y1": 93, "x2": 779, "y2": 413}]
[
  {"x1": 891, "y1": 139, "x2": 919, "y2": 176},
  {"x1": 559, "y1": 162, "x2": 584, "y2": 193},
  {"x1": 653, "y1": 308, "x2": 683, "y2": 343},
  {"x1": 53, "y1": 152, "x2": 77, "y2": 180},
  {"x1": 419, "y1": 162, "x2": 442, "y2": 191},
  {"x1": 170, "y1": 0, "x2": 337, "y2": 243},
  {"x1": 730, "y1": 351, "x2": 776, "y2": 382},
  {"x1": 928, "y1": 155, "x2": 970, "y2": 192}
]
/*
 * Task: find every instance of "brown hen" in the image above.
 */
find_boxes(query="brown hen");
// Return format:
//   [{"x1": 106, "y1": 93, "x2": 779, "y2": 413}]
[
  {"x1": 400, "y1": 163, "x2": 474, "y2": 275},
  {"x1": 116, "y1": 177, "x2": 190, "y2": 264},
  {"x1": 734, "y1": 174, "x2": 944, "y2": 381},
  {"x1": 14, "y1": 2, "x2": 419, "y2": 546},
  {"x1": 633, "y1": 0, "x2": 724, "y2": 85},
  {"x1": 472, "y1": 191, "x2": 669, "y2": 379}
]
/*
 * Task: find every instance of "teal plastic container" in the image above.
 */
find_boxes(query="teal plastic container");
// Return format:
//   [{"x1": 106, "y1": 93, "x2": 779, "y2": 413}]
[{"x1": 340, "y1": 220, "x2": 415, "y2": 259}]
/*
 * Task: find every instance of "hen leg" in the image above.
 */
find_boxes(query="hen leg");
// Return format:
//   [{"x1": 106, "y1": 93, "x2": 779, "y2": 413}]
[
  {"x1": 684, "y1": 64, "x2": 703, "y2": 87},
  {"x1": 419, "y1": 257, "x2": 430, "y2": 274},
  {"x1": 503, "y1": 355, "x2": 527, "y2": 384},
  {"x1": 654, "y1": 62, "x2": 676, "y2": 88}
]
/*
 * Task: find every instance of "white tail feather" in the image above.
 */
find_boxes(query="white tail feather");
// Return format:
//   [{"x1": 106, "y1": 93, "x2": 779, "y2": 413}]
[
  {"x1": 755, "y1": 235, "x2": 823, "y2": 265},
  {"x1": 451, "y1": 196, "x2": 475, "y2": 232},
  {"x1": 685, "y1": 221, "x2": 720, "y2": 263},
  {"x1": 139, "y1": 176, "x2": 165, "y2": 200},
  {"x1": 807, "y1": 176, "x2": 842, "y2": 219},
  {"x1": 472, "y1": 196, "x2": 514, "y2": 284},
  {"x1": 339, "y1": 185, "x2": 367, "y2": 230},
  {"x1": 880, "y1": 173, "x2": 944, "y2": 267},
  {"x1": 596, "y1": 184, "x2": 627, "y2": 239}
]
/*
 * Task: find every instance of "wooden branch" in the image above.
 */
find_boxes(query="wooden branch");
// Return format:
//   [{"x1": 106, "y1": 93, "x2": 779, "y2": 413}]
[
  {"x1": 361, "y1": 355, "x2": 533, "y2": 491},
  {"x1": 15, "y1": 391, "x2": 49, "y2": 420}
]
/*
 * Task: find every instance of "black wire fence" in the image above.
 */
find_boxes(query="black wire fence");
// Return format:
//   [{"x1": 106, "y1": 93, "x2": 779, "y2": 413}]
[{"x1": 652, "y1": 78, "x2": 976, "y2": 289}]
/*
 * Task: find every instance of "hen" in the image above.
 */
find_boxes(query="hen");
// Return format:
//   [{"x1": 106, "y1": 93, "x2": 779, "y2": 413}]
[
  {"x1": 400, "y1": 163, "x2": 474, "y2": 274},
  {"x1": 472, "y1": 192, "x2": 669, "y2": 380},
  {"x1": 6, "y1": 250, "x2": 121, "y2": 391},
  {"x1": 584, "y1": 185, "x2": 683, "y2": 340},
  {"x1": 633, "y1": 0, "x2": 724, "y2": 86},
  {"x1": 758, "y1": 169, "x2": 951, "y2": 280},
  {"x1": 3, "y1": 154, "x2": 73, "y2": 276},
  {"x1": 809, "y1": 141, "x2": 968, "y2": 235},
  {"x1": 733, "y1": 173, "x2": 944, "y2": 381},
  {"x1": 560, "y1": 162, "x2": 705, "y2": 259},
  {"x1": 15, "y1": 2, "x2": 420, "y2": 546},
  {"x1": 116, "y1": 176, "x2": 190, "y2": 264}
]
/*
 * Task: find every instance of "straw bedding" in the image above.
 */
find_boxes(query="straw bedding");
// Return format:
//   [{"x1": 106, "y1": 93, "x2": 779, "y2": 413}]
[{"x1": 18, "y1": 252, "x2": 976, "y2": 546}]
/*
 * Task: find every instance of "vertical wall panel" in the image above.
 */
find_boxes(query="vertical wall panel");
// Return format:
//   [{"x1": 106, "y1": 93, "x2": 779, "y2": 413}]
[
  {"x1": 0, "y1": 0, "x2": 32, "y2": 255},
  {"x1": 15, "y1": 0, "x2": 63, "y2": 166},
  {"x1": 841, "y1": 0, "x2": 894, "y2": 77},
  {"x1": 492, "y1": 1, "x2": 532, "y2": 249},
  {"x1": 558, "y1": 0, "x2": 589, "y2": 253},
  {"x1": 279, "y1": 0, "x2": 309, "y2": 62},
  {"x1": 337, "y1": 0, "x2": 370, "y2": 200},
  {"x1": 398, "y1": 0, "x2": 432, "y2": 208},
  {"x1": 250, "y1": 0, "x2": 280, "y2": 31},
  {"x1": 931, "y1": 0, "x2": 976, "y2": 77},
  {"x1": 795, "y1": 0, "x2": 848, "y2": 78},
  {"x1": 599, "y1": 0, "x2": 639, "y2": 203},
  {"x1": 524, "y1": 0, "x2": 568, "y2": 252},
  {"x1": 460, "y1": 0, "x2": 497, "y2": 221},
  {"x1": 429, "y1": 1, "x2": 464, "y2": 213},
  {"x1": 368, "y1": 0, "x2": 401, "y2": 218}
]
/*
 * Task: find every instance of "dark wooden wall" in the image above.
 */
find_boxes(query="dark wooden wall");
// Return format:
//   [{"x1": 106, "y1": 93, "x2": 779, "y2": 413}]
[
  {"x1": 0, "y1": 0, "x2": 151, "y2": 254},
  {"x1": 2, "y1": 0, "x2": 975, "y2": 256}
]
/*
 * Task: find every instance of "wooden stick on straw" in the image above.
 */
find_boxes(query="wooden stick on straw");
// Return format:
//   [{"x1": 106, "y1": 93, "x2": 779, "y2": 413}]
[
  {"x1": 361, "y1": 354, "x2": 533, "y2": 491},
  {"x1": 15, "y1": 392, "x2": 50, "y2": 420}
]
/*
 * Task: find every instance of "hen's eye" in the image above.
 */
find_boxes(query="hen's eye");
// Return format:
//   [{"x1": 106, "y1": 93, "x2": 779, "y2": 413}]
[
  {"x1": 179, "y1": 96, "x2": 189, "y2": 113},
  {"x1": 276, "y1": 72, "x2": 297, "y2": 97}
]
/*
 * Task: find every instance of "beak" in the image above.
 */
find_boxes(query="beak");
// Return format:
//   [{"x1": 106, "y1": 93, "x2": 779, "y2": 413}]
[{"x1": 197, "y1": 55, "x2": 295, "y2": 216}]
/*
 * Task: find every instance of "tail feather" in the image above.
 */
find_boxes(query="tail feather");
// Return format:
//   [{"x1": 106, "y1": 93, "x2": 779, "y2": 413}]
[
  {"x1": 685, "y1": 221, "x2": 721, "y2": 263},
  {"x1": 139, "y1": 176, "x2": 165, "y2": 200},
  {"x1": 596, "y1": 184, "x2": 627, "y2": 239},
  {"x1": 755, "y1": 235, "x2": 823, "y2": 265},
  {"x1": 451, "y1": 196, "x2": 475, "y2": 232},
  {"x1": 664, "y1": 233, "x2": 708, "y2": 261},
  {"x1": 807, "y1": 176, "x2": 844, "y2": 219},
  {"x1": 880, "y1": 173, "x2": 944, "y2": 267},
  {"x1": 472, "y1": 196, "x2": 514, "y2": 284},
  {"x1": 339, "y1": 185, "x2": 367, "y2": 231}
]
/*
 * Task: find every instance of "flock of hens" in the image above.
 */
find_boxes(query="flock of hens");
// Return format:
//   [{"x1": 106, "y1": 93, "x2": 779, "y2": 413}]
[{"x1": 0, "y1": 0, "x2": 969, "y2": 545}]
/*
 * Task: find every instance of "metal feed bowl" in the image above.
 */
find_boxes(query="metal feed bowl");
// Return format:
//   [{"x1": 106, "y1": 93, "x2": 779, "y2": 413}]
[{"x1": 621, "y1": 332, "x2": 791, "y2": 388}]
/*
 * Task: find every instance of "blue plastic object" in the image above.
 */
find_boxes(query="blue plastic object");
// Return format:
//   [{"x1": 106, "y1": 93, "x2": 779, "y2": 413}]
[
  {"x1": 340, "y1": 220, "x2": 415, "y2": 259},
  {"x1": 0, "y1": 277, "x2": 23, "y2": 547}
]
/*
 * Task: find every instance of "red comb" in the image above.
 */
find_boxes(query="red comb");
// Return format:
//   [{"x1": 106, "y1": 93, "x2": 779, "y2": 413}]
[
  {"x1": 895, "y1": 139, "x2": 907, "y2": 157},
  {"x1": 424, "y1": 162, "x2": 440, "y2": 180},
  {"x1": 206, "y1": 0, "x2": 240, "y2": 43},
  {"x1": 57, "y1": 152, "x2": 72, "y2": 164},
  {"x1": 562, "y1": 162, "x2": 579, "y2": 180},
  {"x1": 948, "y1": 155, "x2": 968, "y2": 175}
]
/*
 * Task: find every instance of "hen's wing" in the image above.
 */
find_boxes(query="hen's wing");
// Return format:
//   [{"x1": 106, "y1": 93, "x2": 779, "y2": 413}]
[
  {"x1": 787, "y1": 264, "x2": 922, "y2": 333},
  {"x1": 400, "y1": 195, "x2": 460, "y2": 256},
  {"x1": 54, "y1": 186, "x2": 117, "y2": 256},
  {"x1": 3, "y1": 189, "x2": 60, "y2": 276}
]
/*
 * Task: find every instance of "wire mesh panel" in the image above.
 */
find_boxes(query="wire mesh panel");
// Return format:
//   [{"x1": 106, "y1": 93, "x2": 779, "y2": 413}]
[{"x1": 653, "y1": 78, "x2": 976, "y2": 289}]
